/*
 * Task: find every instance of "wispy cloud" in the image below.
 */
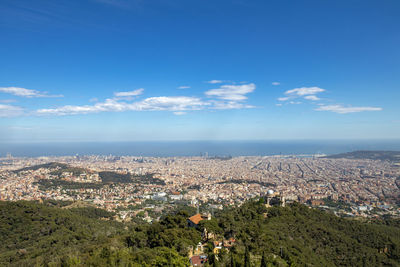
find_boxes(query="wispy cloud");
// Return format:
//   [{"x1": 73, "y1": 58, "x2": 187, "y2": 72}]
[
  {"x1": 36, "y1": 96, "x2": 209, "y2": 116},
  {"x1": 35, "y1": 83, "x2": 257, "y2": 116},
  {"x1": 285, "y1": 87, "x2": 325, "y2": 97},
  {"x1": 315, "y1": 105, "x2": 382, "y2": 114},
  {"x1": 11, "y1": 80, "x2": 257, "y2": 116},
  {"x1": 206, "y1": 80, "x2": 224, "y2": 84},
  {"x1": 0, "y1": 104, "x2": 24, "y2": 117},
  {"x1": 114, "y1": 88, "x2": 144, "y2": 97},
  {"x1": 173, "y1": 111, "x2": 187, "y2": 115},
  {"x1": 178, "y1": 86, "x2": 190, "y2": 89},
  {"x1": 135, "y1": 96, "x2": 208, "y2": 111},
  {"x1": 277, "y1": 86, "x2": 325, "y2": 102},
  {"x1": 210, "y1": 100, "x2": 255, "y2": 110},
  {"x1": 304, "y1": 95, "x2": 320, "y2": 101},
  {"x1": 277, "y1": 86, "x2": 382, "y2": 114},
  {"x1": 272, "y1": 82, "x2": 280, "y2": 86},
  {"x1": 0, "y1": 87, "x2": 63, "y2": 98},
  {"x1": 205, "y1": 83, "x2": 256, "y2": 101}
]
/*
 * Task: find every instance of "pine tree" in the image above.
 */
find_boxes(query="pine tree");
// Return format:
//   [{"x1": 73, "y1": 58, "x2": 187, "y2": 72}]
[
  {"x1": 244, "y1": 246, "x2": 251, "y2": 267},
  {"x1": 260, "y1": 251, "x2": 267, "y2": 267}
]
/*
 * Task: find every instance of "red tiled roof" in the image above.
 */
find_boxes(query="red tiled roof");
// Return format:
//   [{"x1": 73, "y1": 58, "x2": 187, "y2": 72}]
[
  {"x1": 190, "y1": 255, "x2": 207, "y2": 266},
  {"x1": 188, "y1": 213, "x2": 204, "y2": 225}
]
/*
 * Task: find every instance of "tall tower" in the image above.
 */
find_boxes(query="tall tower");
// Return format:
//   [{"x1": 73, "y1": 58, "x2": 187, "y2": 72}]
[
  {"x1": 280, "y1": 196, "x2": 286, "y2": 207},
  {"x1": 266, "y1": 189, "x2": 274, "y2": 207}
]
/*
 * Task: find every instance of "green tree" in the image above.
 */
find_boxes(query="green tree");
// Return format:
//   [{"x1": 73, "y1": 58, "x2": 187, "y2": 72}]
[
  {"x1": 230, "y1": 251, "x2": 235, "y2": 267},
  {"x1": 260, "y1": 251, "x2": 267, "y2": 267},
  {"x1": 244, "y1": 246, "x2": 251, "y2": 267}
]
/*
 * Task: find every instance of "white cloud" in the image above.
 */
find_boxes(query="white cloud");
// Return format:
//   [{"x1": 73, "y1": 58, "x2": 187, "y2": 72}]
[
  {"x1": 37, "y1": 105, "x2": 100, "y2": 115},
  {"x1": 178, "y1": 86, "x2": 190, "y2": 89},
  {"x1": 206, "y1": 80, "x2": 223, "y2": 84},
  {"x1": 315, "y1": 104, "x2": 382, "y2": 114},
  {"x1": 272, "y1": 82, "x2": 280, "y2": 86},
  {"x1": 34, "y1": 81, "x2": 256, "y2": 116},
  {"x1": 278, "y1": 86, "x2": 325, "y2": 102},
  {"x1": 285, "y1": 87, "x2": 325, "y2": 96},
  {"x1": 114, "y1": 88, "x2": 144, "y2": 97},
  {"x1": 210, "y1": 101, "x2": 255, "y2": 110},
  {"x1": 205, "y1": 83, "x2": 256, "y2": 101},
  {"x1": 36, "y1": 94, "x2": 257, "y2": 116},
  {"x1": 173, "y1": 111, "x2": 187, "y2": 115},
  {"x1": 0, "y1": 104, "x2": 24, "y2": 117},
  {"x1": 36, "y1": 96, "x2": 209, "y2": 115},
  {"x1": 276, "y1": 103, "x2": 282, "y2": 106},
  {"x1": 276, "y1": 85, "x2": 383, "y2": 115},
  {"x1": 133, "y1": 96, "x2": 208, "y2": 111},
  {"x1": 0, "y1": 87, "x2": 63, "y2": 98},
  {"x1": 304, "y1": 95, "x2": 320, "y2": 101}
]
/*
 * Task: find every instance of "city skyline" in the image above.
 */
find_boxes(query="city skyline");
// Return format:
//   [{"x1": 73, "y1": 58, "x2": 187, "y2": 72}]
[{"x1": 1, "y1": 0, "x2": 399, "y2": 142}]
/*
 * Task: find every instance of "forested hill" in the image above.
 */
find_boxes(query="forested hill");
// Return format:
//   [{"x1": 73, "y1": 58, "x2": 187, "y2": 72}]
[
  {"x1": 1, "y1": 200, "x2": 400, "y2": 266},
  {"x1": 13, "y1": 162, "x2": 89, "y2": 176},
  {"x1": 13, "y1": 162, "x2": 70, "y2": 173},
  {"x1": 325, "y1": 150, "x2": 400, "y2": 162}
]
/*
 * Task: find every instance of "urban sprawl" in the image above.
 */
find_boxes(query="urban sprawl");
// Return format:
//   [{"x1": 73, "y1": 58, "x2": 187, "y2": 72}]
[{"x1": 1, "y1": 154, "x2": 399, "y2": 221}]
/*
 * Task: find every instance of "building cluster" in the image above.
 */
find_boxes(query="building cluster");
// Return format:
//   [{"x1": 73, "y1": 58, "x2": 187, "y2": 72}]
[
  {"x1": 186, "y1": 211, "x2": 237, "y2": 266},
  {"x1": 0, "y1": 154, "x2": 399, "y2": 220}
]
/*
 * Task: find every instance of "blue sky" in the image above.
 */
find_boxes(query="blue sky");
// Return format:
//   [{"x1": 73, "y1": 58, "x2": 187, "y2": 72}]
[{"x1": 0, "y1": 0, "x2": 399, "y2": 142}]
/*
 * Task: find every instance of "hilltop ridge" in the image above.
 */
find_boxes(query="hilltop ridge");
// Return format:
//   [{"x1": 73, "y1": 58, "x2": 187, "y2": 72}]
[{"x1": 325, "y1": 150, "x2": 400, "y2": 162}]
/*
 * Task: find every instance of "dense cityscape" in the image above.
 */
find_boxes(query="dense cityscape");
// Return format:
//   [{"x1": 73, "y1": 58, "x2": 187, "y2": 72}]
[
  {"x1": 1, "y1": 153, "x2": 399, "y2": 222},
  {"x1": 2, "y1": 0, "x2": 400, "y2": 265}
]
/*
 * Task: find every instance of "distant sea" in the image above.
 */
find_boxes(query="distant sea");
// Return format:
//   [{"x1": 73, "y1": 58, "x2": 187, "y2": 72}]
[{"x1": 1, "y1": 140, "x2": 400, "y2": 158}]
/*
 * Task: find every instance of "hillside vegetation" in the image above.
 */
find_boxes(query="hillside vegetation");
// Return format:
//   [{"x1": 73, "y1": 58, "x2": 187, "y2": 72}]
[
  {"x1": 14, "y1": 162, "x2": 70, "y2": 173},
  {"x1": 15, "y1": 162, "x2": 166, "y2": 190},
  {"x1": 0, "y1": 200, "x2": 399, "y2": 266}
]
